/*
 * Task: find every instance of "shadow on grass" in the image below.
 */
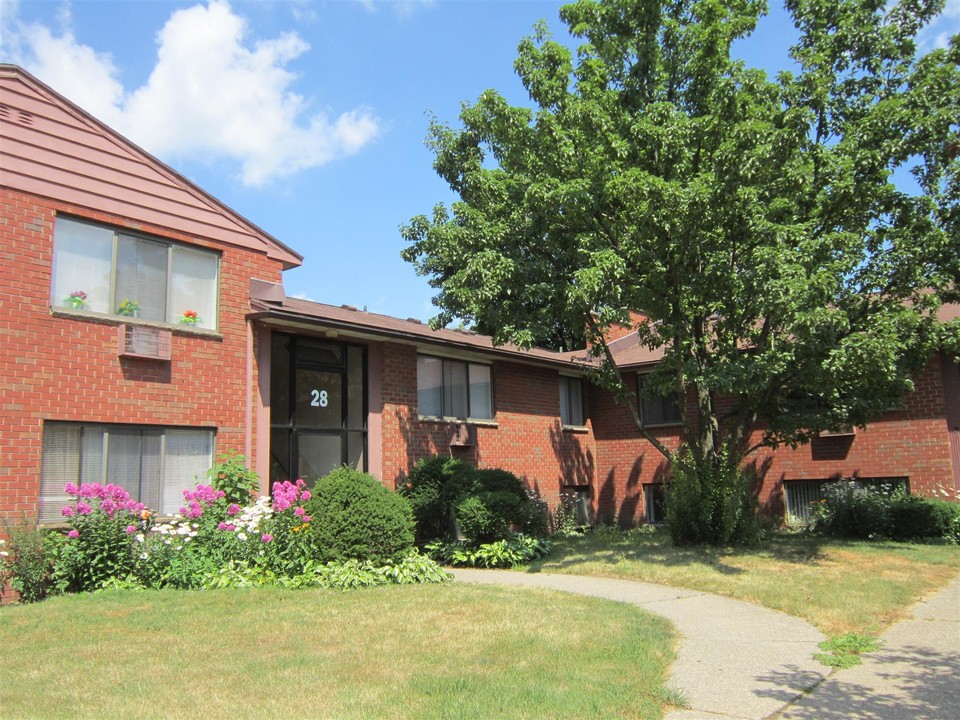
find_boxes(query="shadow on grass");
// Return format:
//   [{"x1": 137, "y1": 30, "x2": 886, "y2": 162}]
[
  {"x1": 757, "y1": 645, "x2": 960, "y2": 719},
  {"x1": 523, "y1": 529, "x2": 832, "y2": 576}
]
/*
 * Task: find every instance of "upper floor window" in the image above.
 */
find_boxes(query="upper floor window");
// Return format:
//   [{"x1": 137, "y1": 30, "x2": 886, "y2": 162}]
[
  {"x1": 50, "y1": 216, "x2": 219, "y2": 330},
  {"x1": 417, "y1": 355, "x2": 492, "y2": 420},
  {"x1": 559, "y1": 375, "x2": 585, "y2": 427},
  {"x1": 637, "y1": 373, "x2": 682, "y2": 426}
]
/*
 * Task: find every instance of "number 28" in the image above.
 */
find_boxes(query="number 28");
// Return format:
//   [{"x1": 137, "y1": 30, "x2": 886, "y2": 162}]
[{"x1": 310, "y1": 389, "x2": 328, "y2": 408}]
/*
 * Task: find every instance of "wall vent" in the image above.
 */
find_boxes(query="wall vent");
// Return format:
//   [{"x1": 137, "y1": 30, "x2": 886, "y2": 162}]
[
  {"x1": 118, "y1": 324, "x2": 172, "y2": 361},
  {"x1": 449, "y1": 424, "x2": 476, "y2": 447}
]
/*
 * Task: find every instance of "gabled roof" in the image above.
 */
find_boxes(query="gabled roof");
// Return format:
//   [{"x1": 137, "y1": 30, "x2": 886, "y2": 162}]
[{"x1": 0, "y1": 64, "x2": 302, "y2": 269}]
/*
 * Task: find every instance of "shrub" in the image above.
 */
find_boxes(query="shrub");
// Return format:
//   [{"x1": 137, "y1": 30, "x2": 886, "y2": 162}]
[
  {"x1": 664, "y1": 448, "x2": 762, "y2": 546},
  {"x1": 398, "y1": 456, "x2": 477, "y2": 541},
  {"x1": 552, "y1": 491, "x2": 585, "y2": 537},
  {"x1": 473, "y1": 469, "x2": 529, "y2": 525},
  {"x1": 810, "y1": 481, "x2": 903, "y2": 540},
  {"x1": 207, "y1": 451, "x2": 259, "y2": 506},
  {"x1": 52, "y1": 482, "x2": 152, "y2": 593},
  {"x1": 1, "y1": 525, "x2": 55, "y2": 603},
  {"x1": 889, "y1": 496, "x2": 960, "y2": 543},
  {"x1": 399, "y1": 458, "x2": 537, "y2": 544},
  {"x1": 521, "y1": 491, "x2": 551, "y2": 537},
  {"x1": 456, "y1": 495, "x2": 507, "y2": 543},
  {"x1": 305, "y1": 467, "x2": 415, "y2": 564}
]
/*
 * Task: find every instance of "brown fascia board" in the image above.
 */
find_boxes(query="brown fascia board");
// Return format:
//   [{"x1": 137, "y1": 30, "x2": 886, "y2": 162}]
[
  {"x1": 0, "y1": 64, "x2": 303, "y2": 270},
  {"x1": 248, "y1": 299, "x2": 591, "y2": 372}
]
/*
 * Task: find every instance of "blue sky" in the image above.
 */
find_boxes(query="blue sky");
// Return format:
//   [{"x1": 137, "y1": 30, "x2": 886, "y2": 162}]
[{"x1": 1, "y1": 0, "x2": 956, "y2": 321}]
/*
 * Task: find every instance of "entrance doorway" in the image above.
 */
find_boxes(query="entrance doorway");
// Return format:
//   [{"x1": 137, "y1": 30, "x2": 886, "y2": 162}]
[{"x1": 269, "y1": 332, "x2": 366, "y2": 487}]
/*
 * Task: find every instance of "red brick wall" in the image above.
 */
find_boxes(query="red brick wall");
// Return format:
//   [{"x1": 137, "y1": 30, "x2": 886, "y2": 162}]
[
  {"x1": 747, "y1": 353, "x2": 956, "y2": 515},
  {"x1": 589, "y1": 353, "x2": 957, "y2": 524},
  {"x1": 377, "y1": 343, "x2": 595, "y2": 510},
  {"x1": 0, "y1": 188, "x2": 284, "y2": 525}
]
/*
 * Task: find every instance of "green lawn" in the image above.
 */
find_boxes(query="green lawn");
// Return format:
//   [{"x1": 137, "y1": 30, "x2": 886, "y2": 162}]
[
  {"x1": 0, "y1": 583, "x2": 678, "y2": 720},
  {"x1": 528, "y1": 529, "x2": 960, "y2": 636}
]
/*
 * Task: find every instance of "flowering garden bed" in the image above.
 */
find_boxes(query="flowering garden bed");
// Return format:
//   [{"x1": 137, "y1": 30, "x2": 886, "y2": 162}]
[{"x1": 5, "y1": 466, "x2": 449, "y2": 601}]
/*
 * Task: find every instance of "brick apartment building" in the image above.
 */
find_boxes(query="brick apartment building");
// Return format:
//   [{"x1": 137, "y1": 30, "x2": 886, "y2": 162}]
[{"x1": 1, "y1": 64, "x2": 958, "y2": 531}]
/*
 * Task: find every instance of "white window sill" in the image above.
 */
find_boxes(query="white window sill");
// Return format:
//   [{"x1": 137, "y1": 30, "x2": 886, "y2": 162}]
[
  {"x1": 561, "y1": 424, "x2": 590, "y2": 433},
  {"x1": 51, "y1": 307, "x2": 222, "y2": 338},
  {"x1": 417, "y1": 416, "x2": 498, "y2": 428}
]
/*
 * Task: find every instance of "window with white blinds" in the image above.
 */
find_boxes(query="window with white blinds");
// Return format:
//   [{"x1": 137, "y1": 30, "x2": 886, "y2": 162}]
[
  {"x1": 50, "y1": 216, "x2": 220, "y2": 330},
  {"x1": 416, "y1": 355, "x2": 492, "y2": 420},
  {"x1": 559, "y1": 376, "x2": 585, "y2": 427},
  {"x1": 38, "y1": 423, "x2": 214, "y2": 522}
]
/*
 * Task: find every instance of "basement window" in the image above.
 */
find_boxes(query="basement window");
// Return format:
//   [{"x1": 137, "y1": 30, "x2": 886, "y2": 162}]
[{"x1": 50, "y1": 216, "x2": 220, "y2": 330}]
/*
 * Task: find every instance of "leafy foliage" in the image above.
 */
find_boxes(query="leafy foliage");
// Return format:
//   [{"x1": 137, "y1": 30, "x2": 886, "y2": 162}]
[
  {"x1": 889, "y1": 496, "x2": 960, "y2": 543},
  {"x1": 455, "y1": 495, "x2": 508, "y2": 543},
  {"x1": 664, "y1": 447, "x2": 764, "y2": 546},
  {"x1": 206, "y1": 450, "x2": 260, "y2": 506},
  {"x1": 9, "y1": 470, "x2": 448, "y2": 603},
  {"x1": 426, "y1": 535, "x2": 552, "y2": 568},
  {"x1": 814, "y1": 632, "x2": 882, "y2": 668},
  {"x1": 304, "y1": 467, "x2": 415, "y2": 564},
  {"x1": 399, "y1": 457, "x2": 538, "y2": 543},
  {"x1": 401, "y1": 0, "x2": 960, "y2": 544},
  {"x1": 399, "y1": 456, "x2": 478, "y2": 541},
  {"x1": 812, "y1": 481, "x2": 960, "y2": 542},
  {"x1": 1, "y1": 525, "x2": 55, "y2": 603}
]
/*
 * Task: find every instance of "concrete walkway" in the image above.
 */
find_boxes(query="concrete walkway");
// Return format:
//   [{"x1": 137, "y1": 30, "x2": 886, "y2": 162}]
[
  {"x1": 452, "y1": 569, "x2": 960, "y2": 720},
  {"x1": 778, "y1": 575, "x2": 960, "y2": 720},
  {"x1": 452, "y1": 569, "x2": 829, "y2": 719}
]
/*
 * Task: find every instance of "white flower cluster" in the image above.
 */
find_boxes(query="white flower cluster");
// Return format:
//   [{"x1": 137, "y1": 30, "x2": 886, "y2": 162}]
[
  {"x1": 149, "y1": 518, "x2": 200, "y2": 546},
  {"x1": 231, "y1": 496, "x2": 273, "y2": 534},
  {"x1": 0, "y1": 538, "x2": 7, "y2": 558}
]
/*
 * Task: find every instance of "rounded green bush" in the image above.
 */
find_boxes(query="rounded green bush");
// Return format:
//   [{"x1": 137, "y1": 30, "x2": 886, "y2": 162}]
[
  {"x1": 456, "y1": 495, "x2": 508, "y2": 543},
  {"x1": 474, "y1": 468, "x2": 530, "y2": 525},
  {"x1": 398, "y1": 456, "x2": 477, "y2": 542},
  {"x1": 889, "y1": 496, "x2": 960, "y2": 542},
  {"x1": 304, "y1": 467, "x2": 415, "y2": 564}
]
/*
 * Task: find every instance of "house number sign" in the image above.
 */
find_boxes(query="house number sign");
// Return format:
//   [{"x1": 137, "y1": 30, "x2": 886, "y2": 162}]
[{"x1": 309, "y1": 389, "x2": 329, "y2": 408}]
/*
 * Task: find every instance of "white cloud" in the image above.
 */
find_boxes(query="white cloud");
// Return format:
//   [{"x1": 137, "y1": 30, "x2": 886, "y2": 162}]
[
  {"x1": 2, "y1": 0, "x2": 379, "y2": 186},
  {"x1": 918, "y1": 2, "x2": 959, "y2": 51}
]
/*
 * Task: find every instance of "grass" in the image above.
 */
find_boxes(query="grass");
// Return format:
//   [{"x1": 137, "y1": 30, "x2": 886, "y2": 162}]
[
  {"x1": 0, "y1": 583, "x2": 679, "y2": 720},
  {"x1": 814, "y1": 632, "x2": 883, "y2": 668},
  {"x1": 527, "y1": 528, "x2": 960, "y2": 636}
]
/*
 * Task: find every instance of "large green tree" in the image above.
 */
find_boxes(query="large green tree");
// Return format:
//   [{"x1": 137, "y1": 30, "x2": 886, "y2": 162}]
[{"x1": 402, "y1": 0, "x2": 959, "y2": 529}]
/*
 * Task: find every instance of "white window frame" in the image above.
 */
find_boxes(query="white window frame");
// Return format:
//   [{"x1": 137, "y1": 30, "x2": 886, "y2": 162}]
[
  {"x1": 38, "y1": 422, "x2": 214, "y2": 522},
  {"x1": 416, "y1": 355, "x2": 493, "y2": 421},
  {"x1": 559, "y1": 375, "x2": 586, "y2": 427},
  {"x1": 50, "y1": 215, "x2": 220, "y2": 330}
]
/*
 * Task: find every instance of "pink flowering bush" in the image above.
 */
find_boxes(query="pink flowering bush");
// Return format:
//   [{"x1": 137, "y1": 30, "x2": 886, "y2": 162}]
[
  {"x1": 41, "y1": 466, "x2": 442, "y2": 595},
  {"x1": 52, "y1": 482, "x2": 151, "y2": 592}
]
